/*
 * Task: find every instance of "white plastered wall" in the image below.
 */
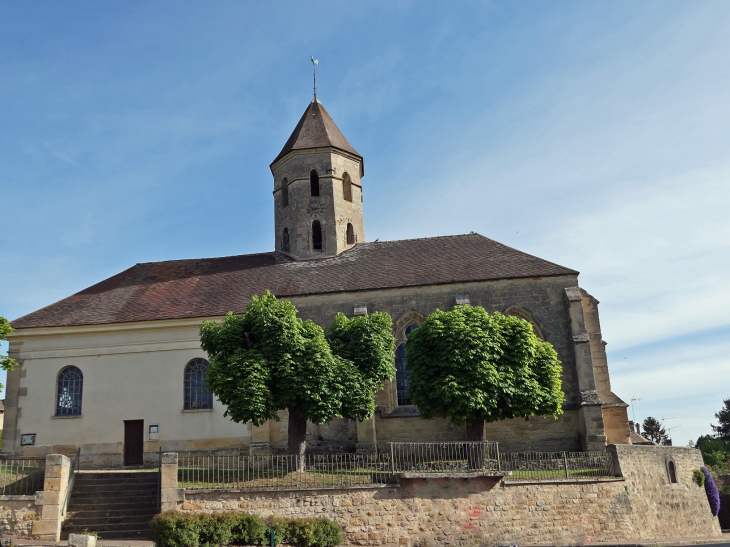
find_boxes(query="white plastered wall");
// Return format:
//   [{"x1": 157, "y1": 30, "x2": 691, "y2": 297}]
[{"x1": 5, "y1": 318, "x2": 250, "y2": 459}]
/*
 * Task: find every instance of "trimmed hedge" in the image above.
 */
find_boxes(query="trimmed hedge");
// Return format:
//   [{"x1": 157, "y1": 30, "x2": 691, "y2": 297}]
[{"x1": 149, "y1": 511, "x2": 344, "y2": 547}]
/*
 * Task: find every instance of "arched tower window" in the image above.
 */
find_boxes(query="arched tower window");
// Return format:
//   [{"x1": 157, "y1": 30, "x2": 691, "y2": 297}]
[
  {"x1": 281, "y1": 178, "x2": 289, "y2": 208},
  {"x1": 282, "y1": 228, "x2": 290, "y2": 252},
  {"x1": 310, "y1": 170, "x2": 319, "y2": 197},
  {"x1": 395, "y1": 324, "x2": 419, "y2": 406},
  {"x1": 343, "y1": 173, "x2": 352, "y2": 202},
  {"x1": 185, "y1": 358, "x2": 213, "y2": 410},
  {"x1": 57, "y1": 366, "x2": 83, "y2": 416},
  {"x1": 346, "y1": 223, "x2": 355, "y2": 245},
  {"x1": 667, "y1": 460, "x2": 678, "y2": 483},
  {"x1": 312, "y1": 220, "x2": 323, "y2": 251}
]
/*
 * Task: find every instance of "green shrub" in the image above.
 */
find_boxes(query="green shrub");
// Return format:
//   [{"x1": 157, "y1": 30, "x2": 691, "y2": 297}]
[
  {"x1": 231, "y1": 513, "x2": 268, "y2": 546},
  {"x1": 693, "y1": 468, "x2": 706, "y2": 486},
  {"x1": 267, "y1": 517, "x2": 287, "y2": 546},
  {"x1": 287, "y1": 518, "x2": 344, "y2": 547},
  {"x1": 148, "y1": 511, "x2": 343, "y2": 547},
  {"x1": 149, "y1": 511, "x2": 201, "y2": 547}
]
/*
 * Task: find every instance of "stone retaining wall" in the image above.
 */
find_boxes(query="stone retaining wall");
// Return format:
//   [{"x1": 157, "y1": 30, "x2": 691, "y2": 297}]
[
  {"x1": 0, "y1": 496, "x2": 39, "y2": 538},
  {"x1": 173, "y1": 445, "x2": 721, "y2": 546}
]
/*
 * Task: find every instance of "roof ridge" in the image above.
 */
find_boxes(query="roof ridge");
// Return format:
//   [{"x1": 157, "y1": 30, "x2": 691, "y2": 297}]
[{"x1": 135, "y1": 250, "x2": 280, "y2": 266}]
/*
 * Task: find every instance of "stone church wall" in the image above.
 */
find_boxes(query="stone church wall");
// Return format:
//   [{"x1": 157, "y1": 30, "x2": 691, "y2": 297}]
[
  {"x1": 176, "y1": 445, "x2": 719, "y2": 546},
  {"x1": 5, "y1": 272, "x2": 627, "y2": 460}
]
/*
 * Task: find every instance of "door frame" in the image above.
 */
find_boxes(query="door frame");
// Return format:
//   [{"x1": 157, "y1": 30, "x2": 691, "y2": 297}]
[{"x1": 123, "y1": 419, "x2": 145, "y2": 466}]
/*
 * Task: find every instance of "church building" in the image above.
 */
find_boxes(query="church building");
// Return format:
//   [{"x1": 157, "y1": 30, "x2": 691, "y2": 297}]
[{"x1": 4, "y1": 98, "x2": 632, "y2": 466}]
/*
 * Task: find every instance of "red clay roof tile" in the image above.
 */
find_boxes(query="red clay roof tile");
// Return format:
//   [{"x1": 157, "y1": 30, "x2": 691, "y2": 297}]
[{"x1": 11, "y1": 233, "x2": 578, "y2": 329}]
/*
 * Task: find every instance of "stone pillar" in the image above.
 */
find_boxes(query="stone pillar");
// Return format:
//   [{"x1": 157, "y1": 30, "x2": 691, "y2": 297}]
[
  {"x1": 565, "y1": 287, "x2": 607, "y2": 451},
  {"x1": 356, "y1": 417, "x2": 377, "y2": 453},
  {"x1": 160, "y1": 452, "x2": 183, "y2": 512},
  {"x1": 33, "y1": 454, "x2": 70, "y2": 541}
]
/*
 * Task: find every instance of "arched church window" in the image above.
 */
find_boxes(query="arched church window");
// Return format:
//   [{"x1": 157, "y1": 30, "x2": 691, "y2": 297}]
[
  {"x1": 310, "y1": 170, "x2": 319, "y2": 197},
  {"x1": 281, "y1": 178, "x2": 289, "y2": 208},
  {"x1": 282, "y1": 228, "x2": 290, "y2": 252},
  {"x1": 56, "y1": 366, "x2": 83, "y2": 416},
  {"x1": 505, "y1": 306, "x2": 544, "y2": 340},
  {"x1": 184, "y1": 358, "x2": 213, "y2": 410},
  {"x1": 312, "y1": 220, "x2": 323, "y2": 251},
  {"x1": 395, "y1": 324, "x2": 418, "y2": 406},
  {"x1": 343, "y1": 173, "x2": 352, "y2": 202},
  {"x1": 346, "y1": 223, "x2": 355, "y2": 245}
]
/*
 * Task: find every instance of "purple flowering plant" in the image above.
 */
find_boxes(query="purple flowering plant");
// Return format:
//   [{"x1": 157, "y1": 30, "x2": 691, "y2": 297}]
[{"x1": 702, "y1": 467, "x2": 721, "y2": 516}]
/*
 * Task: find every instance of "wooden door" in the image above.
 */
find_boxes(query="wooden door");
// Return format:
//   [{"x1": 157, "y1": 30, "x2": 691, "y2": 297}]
[{"x1": 124, "y1": 420, "x2": 144, "y2": 466}]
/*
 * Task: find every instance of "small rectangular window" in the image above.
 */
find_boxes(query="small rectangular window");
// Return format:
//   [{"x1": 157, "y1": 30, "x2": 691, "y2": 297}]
[
  {"x1": 21, "y1": 434, "x2": 36, "y2": 446},
  {"x1": 149, "y1": 424, "x2": 160, "y2": 441}
]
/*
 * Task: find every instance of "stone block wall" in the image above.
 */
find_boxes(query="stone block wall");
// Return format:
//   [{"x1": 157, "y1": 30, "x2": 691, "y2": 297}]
[
  {"x1": 0, "y1": 497, "x2": 39, "y2": 538},
  {"x1": 175, "y1": 445, "x2": 720, "y2": 546}
]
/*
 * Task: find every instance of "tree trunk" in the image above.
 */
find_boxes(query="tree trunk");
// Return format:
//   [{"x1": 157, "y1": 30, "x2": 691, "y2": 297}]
[
  {"x1": 465, "y1": 418, "x2": 485, "y2": 470},
  {"x1": 288, "y1": 408, "x2": 307, "y2": 471}
]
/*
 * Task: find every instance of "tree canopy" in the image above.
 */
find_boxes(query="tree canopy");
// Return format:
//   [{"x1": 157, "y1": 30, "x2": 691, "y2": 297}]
[
  {"x1": 405, "y1": 306, "x2": 564, "y2": 440},
  {"x1": 0, "y1": 317, "x2": 18, "y2": 391},
  {"x1": 641, "y1": 417, "x2": 668, "y2": 444},
  {"x1": 711, "y1": 398, "x2": 730, "y2": 440},
  {"x1": 199, "y1": 291, "x2": 395, "y2": 454}
]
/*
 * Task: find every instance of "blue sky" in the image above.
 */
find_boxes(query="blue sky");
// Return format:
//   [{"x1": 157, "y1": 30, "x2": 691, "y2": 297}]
[{"x1": 2, "y1": 1, "x2": 729, "y2": 445}]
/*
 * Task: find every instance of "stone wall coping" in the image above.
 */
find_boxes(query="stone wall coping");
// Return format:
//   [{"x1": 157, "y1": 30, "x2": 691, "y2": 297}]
[
  {"x1": 184, "y1": 484, "x2": 400, "y2": 496},
  {"x1": 396, "y1": 471, "x2": 511, "y2": 479},
  {"x1": 504, "y1": 477, "x2": 625, "y2": 486},
  {"x1": 0, "y1": 495, "x2": 37, "y2": 501}
]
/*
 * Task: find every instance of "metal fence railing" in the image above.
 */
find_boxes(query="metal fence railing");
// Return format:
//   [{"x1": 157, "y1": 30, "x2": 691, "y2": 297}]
[
  {"x1": 389, "y1": 441, "x2": 501, "y2": 473},
  {"x1": 500, "y1": 450, "x2": 616, "y2": 480},
  {"x1": 179, "y1": 454, "x2": 395, "y2": 491},
  {"x1": 0, "y1": 459, "x2": 46, "y2": 495},
  {"x1": 178, "y1": 444, "x2": 618, "y2": 490}
]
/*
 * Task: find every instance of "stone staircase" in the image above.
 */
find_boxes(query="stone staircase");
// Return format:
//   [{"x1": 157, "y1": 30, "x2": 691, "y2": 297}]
[{"x1": 62, "y1": 471, "x2": 159, "y2": 540}]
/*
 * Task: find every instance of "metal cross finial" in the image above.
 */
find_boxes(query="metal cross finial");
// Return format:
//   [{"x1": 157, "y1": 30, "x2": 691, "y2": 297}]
[{"x1": 311, "y1": 56, "x2": 318, "y2": 99}]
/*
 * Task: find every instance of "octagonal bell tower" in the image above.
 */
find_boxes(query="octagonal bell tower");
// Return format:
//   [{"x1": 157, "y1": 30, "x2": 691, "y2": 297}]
[{"x1": 270, "y1": 99, "x2": 365, "y2": 260}]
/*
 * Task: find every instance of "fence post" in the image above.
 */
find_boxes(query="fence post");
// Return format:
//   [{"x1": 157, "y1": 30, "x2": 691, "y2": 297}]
[
  {"x1": 496, "y1": 444, "x2": 501, "y2": 472},
  {"x1": 160, "y1": 452, "x2": 182, "y2": 512},
  {"x1": 563, "y1": 451, "x2": 569, "y2": 479},
  {"x1": 390, "y1": 443, "x2": 395, "y2": 475}
]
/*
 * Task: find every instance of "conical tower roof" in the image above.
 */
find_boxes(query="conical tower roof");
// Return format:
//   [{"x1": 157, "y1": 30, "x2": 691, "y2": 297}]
[{"x1": 271, "y1": 99, "x2": 361, "y2": 166}]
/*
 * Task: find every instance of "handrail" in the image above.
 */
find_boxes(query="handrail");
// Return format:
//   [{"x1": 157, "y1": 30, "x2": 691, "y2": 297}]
[{"x1": 61, "y1": 447, "x2": 80, "y2": 518}]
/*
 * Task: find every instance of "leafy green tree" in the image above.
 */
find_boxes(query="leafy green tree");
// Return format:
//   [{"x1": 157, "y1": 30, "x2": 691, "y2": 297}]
[
  {"x1": 0, "y1": 317, "x2": 18, "y2": 391},
  {"x1": 642, "y1": 417, "x2": 668, "y2": 444},
  {"x1": 712, "y1": 398, "x2": 730, "y2": 440},
  {"x1": 405, "y1": 306, "x2": 565, "y2": 446},
  {"x1": 200, "y1": 292, "x2": 395, "y2": 456}
]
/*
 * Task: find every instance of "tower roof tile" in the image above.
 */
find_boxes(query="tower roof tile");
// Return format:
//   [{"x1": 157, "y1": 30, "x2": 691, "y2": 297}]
[{"x1": 271, "y1": 100, "x2": 361, "y2": 166}]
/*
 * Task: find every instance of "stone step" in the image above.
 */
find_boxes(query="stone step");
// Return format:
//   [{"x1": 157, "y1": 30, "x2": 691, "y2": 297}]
[
  {"x1": 73, "y1": 482, "x2": 158, "y2": 494},
  {"x1": 76, "y1": 471, "x2": 158, "y2": 480},
  {"x1": 65, "y1": 513, "x2": 158, "y2": 528},
  {"x1": 70, "y1": 489, "x2": 158, "y2": 500},
  {"x1": 67, "y1": 500, "x2": 158, "y2": 513},
  {"x1": 64, "y1": 527, "x2": 150, "y2": 540},
  {"x1": 64, "y1": 518, "x2": 155, "y2": 532},
  {"x1": 66, "y1": 506, "x2": 159, "y2": 520}
]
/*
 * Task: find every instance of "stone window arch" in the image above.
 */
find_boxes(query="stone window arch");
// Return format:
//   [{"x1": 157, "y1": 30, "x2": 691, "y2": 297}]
[
  {"x1": 282, "y1": 228, "x2": 290, "y2": 252},
  {"x1": 504, "y1": 305, "x2": 545, "y2": 340},
  {"x1": 343, "y1": 172, "x2": 352, "y2": 202},
  {"x1": 667, "y1": 458, "x2": 678, "y2": 483},
  {"x1": 346, "y1": 223, "x2": 355, "y2": 245},
  {"x1": 310, "y1": 170, "x2": 319, "y2": 197},
  {"x1": 312, "y1": 220, "x2": 323, "y2": 251},
  {"x1": 393, "y1": 309, "x2": 426, "y2": 407},
  {"x1": 57, "y1": 366, "x2": 83, "y2": 416},
  {"x1": 184, "y1": 358, "x2": 213, "y2": 410},
  {"x1": 281, "y1": 178, "x2": 289, "y2": 208}
]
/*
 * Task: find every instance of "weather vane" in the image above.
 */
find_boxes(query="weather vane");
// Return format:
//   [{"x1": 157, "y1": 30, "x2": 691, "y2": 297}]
[{"x1": 311, "y1": 56, "x2": 318, "y2": 100}]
